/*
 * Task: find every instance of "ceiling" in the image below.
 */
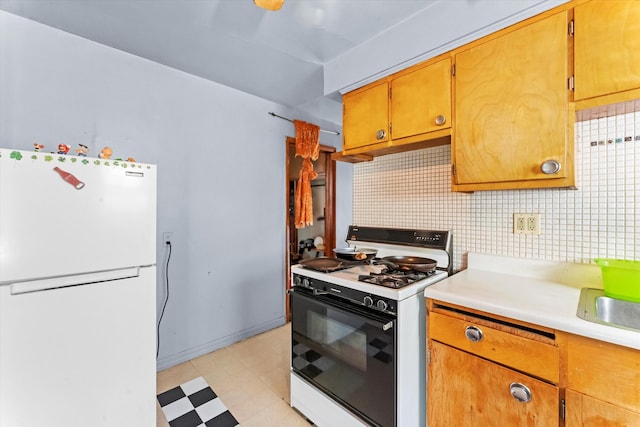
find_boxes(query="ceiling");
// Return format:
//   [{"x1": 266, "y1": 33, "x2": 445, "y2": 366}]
[
  {"x1": 0, "y1": 0, "x2": 568, "y2": 125},
  {"x1": 0, "y1": 0, "x2": 443, "y2": 124}
]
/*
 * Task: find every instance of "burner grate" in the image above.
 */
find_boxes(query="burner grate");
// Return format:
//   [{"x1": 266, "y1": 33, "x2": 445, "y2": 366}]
[{"x1": 357, "y1": 269, "x2": 435, "y2": 288}]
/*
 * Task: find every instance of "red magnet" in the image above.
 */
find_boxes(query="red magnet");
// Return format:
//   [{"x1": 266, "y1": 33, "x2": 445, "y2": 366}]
[{"x1": 53, "y1": 167, "x2": 85, "y2": 190}]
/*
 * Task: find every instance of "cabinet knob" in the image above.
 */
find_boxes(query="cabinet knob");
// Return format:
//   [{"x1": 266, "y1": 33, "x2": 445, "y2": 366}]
[
  {"x1": 540, "y1": 159, "x2": 561, "y2": 175},
  {"x1": 509, "y1": 382, "x2": 532, "y2": 403},
  {"x1": 376, "y1": 129, "x2": 387, "y2": 140},
  {"x1": 464, "y1": 325, "x2": 484, "y2": 342},
  {"x1": 435, "y1": 115, "x2": 446, "y2": 126}
]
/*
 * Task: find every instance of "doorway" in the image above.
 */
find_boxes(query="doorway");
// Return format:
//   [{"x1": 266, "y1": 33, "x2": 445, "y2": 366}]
[{"x1": 285, "y1": 137, "x2": 336, "y2": 320}]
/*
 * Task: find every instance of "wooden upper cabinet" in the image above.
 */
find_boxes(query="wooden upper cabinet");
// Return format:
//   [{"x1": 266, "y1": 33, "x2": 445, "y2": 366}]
[
  {"x1": 390, "y1": 57, "x2": 452, "y2": 140},
  {"x1": 341, "y1": 55, "x2": 452, "y2": 157},
  {"x1": 574, "y1": 0, "x2": 640, "y2": 105},
  {"x1": 452, "y1": 10, "x2": 574, "y2": 191},
  {"x1": 342, "y1": 81, "x2": 389, "y2": 152}
]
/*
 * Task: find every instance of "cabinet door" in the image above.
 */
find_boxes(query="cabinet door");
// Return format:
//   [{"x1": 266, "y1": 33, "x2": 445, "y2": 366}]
[
  {"x1": 453, "y1": 11, "x2": 571, "y2": 188},
  {"x1": 574, "y1": 0, "x2": 640, "y2": 101},
  {"x1": 566, "y1": 389, "x2": 640, "y2": 427},
  {"x1": 428, "y1": 341, "x2": 560, "y2": 427},
  {"x1": 566, "y1": 333, "x2": 640, "y2": 414},
  {"x1": 342, "y1": 81, "x2": 389, "y2": 151},
  {"x1": 391, "y1": 58, "x2": 451, "y2": 140}
]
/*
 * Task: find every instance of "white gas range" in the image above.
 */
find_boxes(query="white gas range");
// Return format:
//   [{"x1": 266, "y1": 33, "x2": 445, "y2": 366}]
[{"x1": 289, "y1": 226, "x2": 452, "y2": 427}]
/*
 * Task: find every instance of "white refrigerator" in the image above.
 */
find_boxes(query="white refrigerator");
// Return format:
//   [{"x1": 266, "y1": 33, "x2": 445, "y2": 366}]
[{"x1": 0, "y1": 148, "x2": 157, "y2": 426}]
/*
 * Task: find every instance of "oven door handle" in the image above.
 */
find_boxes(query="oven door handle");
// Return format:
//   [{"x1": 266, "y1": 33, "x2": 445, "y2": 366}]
[
  {"x1": 357, "y1": 317, "x2": 394, "y2": 331},
  {"x1": 289, "y1": 287, "x2": 395, "y2": 331},
  {"x1": 286, "y1": 287, "x2": 336, "y2": 297}
]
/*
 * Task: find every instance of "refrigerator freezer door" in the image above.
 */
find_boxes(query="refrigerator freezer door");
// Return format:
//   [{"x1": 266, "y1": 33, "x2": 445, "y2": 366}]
[{"x1": 0, "y1": 149, "x2": 156, "y2": 284}]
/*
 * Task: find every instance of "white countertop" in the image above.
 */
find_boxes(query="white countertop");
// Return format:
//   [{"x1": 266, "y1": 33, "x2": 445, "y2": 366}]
[{"x1": 424, "y1": 253, "x2": 640, "y2": 350}]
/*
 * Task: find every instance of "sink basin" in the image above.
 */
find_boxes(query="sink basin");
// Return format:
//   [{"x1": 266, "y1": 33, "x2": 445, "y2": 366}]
[{"x1": 576, "y1": 288, "x2": 640, "y2": 332}]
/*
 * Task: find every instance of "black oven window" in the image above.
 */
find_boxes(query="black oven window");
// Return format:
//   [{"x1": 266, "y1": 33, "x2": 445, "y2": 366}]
[{"x1": 307, "y1": 309, "x2": 367, "y2": 371}]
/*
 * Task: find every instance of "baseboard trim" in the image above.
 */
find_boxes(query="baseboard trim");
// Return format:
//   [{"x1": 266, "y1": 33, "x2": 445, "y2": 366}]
[{"x1": 156, "y1": 316, "x2": 286, "y2": 371}]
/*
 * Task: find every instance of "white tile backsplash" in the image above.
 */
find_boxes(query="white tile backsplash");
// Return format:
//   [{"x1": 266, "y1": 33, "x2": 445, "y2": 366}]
[{"x1": 353, "y1": 110, "x2": 640, "y2": 272}]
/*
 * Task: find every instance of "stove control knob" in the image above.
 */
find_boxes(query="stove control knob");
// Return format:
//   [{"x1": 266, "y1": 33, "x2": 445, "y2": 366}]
[
  {"x1": 363, "y1": 296, "x2": 374, "y2": 307},
  {"x1": 293, "y1": 276, "x2": 302, "y2": 286},
  {"x1": 376, "y1": 300, "x2": 388, "y2": 311},
  {"x1": 302, "y1": 278, "x2": 311, "y2": 288}
]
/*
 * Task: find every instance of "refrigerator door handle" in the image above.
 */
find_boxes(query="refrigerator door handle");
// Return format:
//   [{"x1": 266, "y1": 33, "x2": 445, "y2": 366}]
[{"x1": 9, "y1": 267, "x2": 141, "y2": 295}]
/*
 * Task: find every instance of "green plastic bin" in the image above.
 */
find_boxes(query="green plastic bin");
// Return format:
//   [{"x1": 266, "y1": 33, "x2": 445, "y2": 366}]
[{"x1": 594, "y1": 258, "x2": 640, "y2": 302}]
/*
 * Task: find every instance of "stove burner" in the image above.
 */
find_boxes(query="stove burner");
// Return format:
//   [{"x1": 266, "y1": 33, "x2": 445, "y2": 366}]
[{"x1": 357, "y1": 269, "x2": 435, "y2": 288}]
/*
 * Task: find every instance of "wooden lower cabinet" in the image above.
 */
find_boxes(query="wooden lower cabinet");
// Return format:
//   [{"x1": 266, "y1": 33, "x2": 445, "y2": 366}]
[
  {"x1": 428, "y1": 341, "x2": 560, "y2": 427},
  {"x1": 565, "y1": 389, "x2": 640, "y2": 427},
  {"x1": 427, "y1": 300, "x2": 640, "y2": 426},
  {"x1": 564, "y1": 333, "x2": 640, "y2": 426},
  {"x1": 428, "y1": 310, "x2": 558, "y2": 383}
]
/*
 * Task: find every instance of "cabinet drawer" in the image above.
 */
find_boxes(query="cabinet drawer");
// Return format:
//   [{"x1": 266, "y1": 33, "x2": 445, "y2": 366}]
[
  {"x1": 429, "y1": 311, "x2": 559, "y2": 383},
  {"x1": 566, "y1": 333, "x2": 640, "y2": 413}
]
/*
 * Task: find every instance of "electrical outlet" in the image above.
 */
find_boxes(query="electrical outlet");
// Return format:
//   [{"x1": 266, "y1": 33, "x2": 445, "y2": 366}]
[
  {"x1": 162, "y1": 232, "x2": 173, "y2": 245},
  {"x1": 514, "y1": 214, "x2": 541, "y2": 235},
  {"x1": 527, "y1": 214, "x2": 540, "y2": 234}
]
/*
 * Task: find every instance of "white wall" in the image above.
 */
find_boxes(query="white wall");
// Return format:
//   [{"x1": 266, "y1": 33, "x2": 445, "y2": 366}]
[{"x1": 0, "y1": 11, "x2": 350, "y2": 370}]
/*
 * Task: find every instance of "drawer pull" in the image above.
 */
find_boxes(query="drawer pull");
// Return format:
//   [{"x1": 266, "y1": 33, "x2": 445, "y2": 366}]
[
  {"x1": 464, "y1": 325, "x2": 484, "y2": 342},
  {"x1": 509, "y1": 382, "x2": 532, "y2": 403}
]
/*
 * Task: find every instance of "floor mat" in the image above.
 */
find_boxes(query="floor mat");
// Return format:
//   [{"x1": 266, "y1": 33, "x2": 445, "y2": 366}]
[{"x1": 157, "y1": 376, "x2": 240, "y2": 427}]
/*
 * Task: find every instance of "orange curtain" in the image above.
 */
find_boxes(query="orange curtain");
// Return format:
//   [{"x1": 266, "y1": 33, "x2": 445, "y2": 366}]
[{"x1": 294, "y1": 120, "x2": 320, "y2": 229}]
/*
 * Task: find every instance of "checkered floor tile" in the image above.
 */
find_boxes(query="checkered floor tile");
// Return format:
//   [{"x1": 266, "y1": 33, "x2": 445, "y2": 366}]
[{"x1": 157, "y1": 377, "x2": 239, "y2": 427}]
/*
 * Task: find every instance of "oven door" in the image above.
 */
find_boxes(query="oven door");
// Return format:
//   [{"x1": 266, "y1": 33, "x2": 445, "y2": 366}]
[{"x1": 290, "y1": 287, "x2": 396, "y2": 427}]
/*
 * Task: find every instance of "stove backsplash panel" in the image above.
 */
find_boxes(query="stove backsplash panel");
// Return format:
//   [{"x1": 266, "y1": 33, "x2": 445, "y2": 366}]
[{"x1": 353, "y1": 106, "x2": 640, "y2": 272}]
